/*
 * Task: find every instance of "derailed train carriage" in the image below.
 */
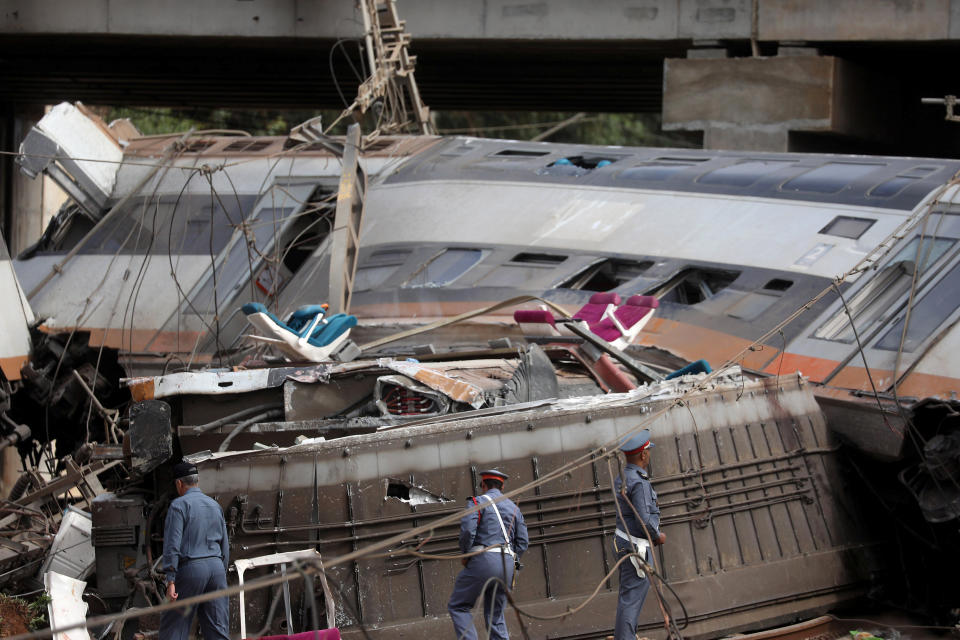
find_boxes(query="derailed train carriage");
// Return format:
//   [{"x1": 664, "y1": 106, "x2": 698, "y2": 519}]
[{"x1": 1, "y1": 103, "x2": 959, "y2": 636}]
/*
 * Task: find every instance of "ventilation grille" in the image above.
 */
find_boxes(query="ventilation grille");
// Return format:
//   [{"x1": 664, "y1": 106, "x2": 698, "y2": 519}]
[{"x1": 92, "y1": 526, "x2": 137, "y2": 547}]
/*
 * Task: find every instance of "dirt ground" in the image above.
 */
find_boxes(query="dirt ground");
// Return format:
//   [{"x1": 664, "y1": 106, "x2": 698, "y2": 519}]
[{"x1": 0, "y1": 595, "x2": 31, "y2": 636}]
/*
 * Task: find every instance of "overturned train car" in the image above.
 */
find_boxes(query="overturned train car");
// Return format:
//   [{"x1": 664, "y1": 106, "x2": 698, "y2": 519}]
[{"x1": 3, "y1": 104, "x2": 959, "y2": 634}]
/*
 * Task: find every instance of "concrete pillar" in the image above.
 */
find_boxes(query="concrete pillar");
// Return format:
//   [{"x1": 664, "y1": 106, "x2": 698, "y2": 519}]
[{"x1": 662, "y1": 54, "x2": 897, "y2": 152}]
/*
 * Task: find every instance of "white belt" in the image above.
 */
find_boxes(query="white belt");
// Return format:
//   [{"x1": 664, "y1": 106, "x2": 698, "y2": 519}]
[
  {"x1": 471, "y1": 544, "x2": 515, "y2": 557},
  {"x1": 615, "y1": 529, "x2": 650, "y2": 553}
]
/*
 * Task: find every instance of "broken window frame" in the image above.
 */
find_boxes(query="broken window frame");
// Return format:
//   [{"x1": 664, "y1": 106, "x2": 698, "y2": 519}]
[
  {"x1": 354, "y1": 248, "x2": 414, "y2": 292},
  {"x1": 813, "y1": 235, "x2": 957, "y2": 343},
  {"x1": 818, "y1": 215, "x2": 876, "y2": 240},
  {"x1": 645, "y1": 267, "x2": 741, "y2": 305},
  {"x1": 556, "y1": 258, "x2": 654, "y2": 292},
  {"x1": 402, "y1": 248, "x2": 487, "y2": 288}
]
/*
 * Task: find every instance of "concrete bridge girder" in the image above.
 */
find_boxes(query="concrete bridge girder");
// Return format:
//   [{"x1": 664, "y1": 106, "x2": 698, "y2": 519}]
[
  {"x1": 4, "y1": 0, "x2": 960, "y2": 41},
  {"x1": 662, "y1": 54, "x2": 897, "y2": 151}
]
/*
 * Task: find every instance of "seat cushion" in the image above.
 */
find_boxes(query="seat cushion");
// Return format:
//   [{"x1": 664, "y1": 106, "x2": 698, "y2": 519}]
[
  {"x1": 614, "y1": 304, "x2": 653, "y2": 329},
  {"x1": 573, "y1": 292, "x2": 621, "y2": 325}
]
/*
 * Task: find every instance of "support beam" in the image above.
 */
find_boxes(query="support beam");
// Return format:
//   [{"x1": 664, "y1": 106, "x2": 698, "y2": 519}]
[
  {"x1": 327, "y1": 124, "x2": 364, "y2": 315},
  {"x1": 662, "y1": 54, "x2": 896, "y2": 151}
]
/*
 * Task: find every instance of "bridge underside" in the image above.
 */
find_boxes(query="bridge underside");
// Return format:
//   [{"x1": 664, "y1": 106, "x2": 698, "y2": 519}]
[
  {"x1": 4, "y1": 34, "x2": 960, "y2": 252},
  {"x1": 2, "y1": 35, "x2": 960, "y2": 149}
]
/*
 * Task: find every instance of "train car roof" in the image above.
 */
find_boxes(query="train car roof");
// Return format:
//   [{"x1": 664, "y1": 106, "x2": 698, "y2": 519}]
[{"x1": 385, "y1": 136, "x2": 960, "y2": 211}]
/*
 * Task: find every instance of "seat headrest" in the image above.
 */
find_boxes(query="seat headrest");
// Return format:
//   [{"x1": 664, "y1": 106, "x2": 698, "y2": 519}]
[
  {"x1": 242, "y1": 302, "x2": 267, "y2": 315},
  {"x1": 626, "y1": 295, "x2": 659, "y2": 308},
  {"x1": 587, "y1": 292, "x2": 622, "y2": 305}
]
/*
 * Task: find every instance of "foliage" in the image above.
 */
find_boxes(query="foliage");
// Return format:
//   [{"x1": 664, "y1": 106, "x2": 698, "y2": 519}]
[
  {"x1": 27, "y1": 591, "x2": 51, "y2": 629},
  {"x1": 0, "y1": 591, "x2": 51, "y2": 634},
  {"x1": 101, "y1": 106, "x2": 698, "y2": 148}
]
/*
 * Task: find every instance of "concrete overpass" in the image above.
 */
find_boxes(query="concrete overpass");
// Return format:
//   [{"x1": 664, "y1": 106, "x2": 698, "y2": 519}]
[{"x1": 3, "y1": 0, "x2": 960, "y2": 247}]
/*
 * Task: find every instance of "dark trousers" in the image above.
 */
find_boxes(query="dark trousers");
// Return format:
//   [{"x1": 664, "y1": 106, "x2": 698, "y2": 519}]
[
  {"x1": 160, "y1": 557, "x2": 229, "y2": 640},
  {"x1": 614, "y1": 538, "x2": 652, "y2": 640},
  {"x1": 448, "y1": 552, "x2": 516, "y2": 640}
]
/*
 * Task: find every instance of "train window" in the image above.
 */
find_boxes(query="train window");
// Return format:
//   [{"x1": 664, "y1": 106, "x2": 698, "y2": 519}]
[
  {"x1": 819, "y1": 216, "x2": 875, "y2": 239},
  {"x1": 404, "y1": 248, "x2": 485, "y2": 288},
  {"x1": 181, "y1": 139, "x2": 215, "y2": 153},
  {"x1": 814, "y1": 236, "x2": 955, "y2": 342},
  {"x1": 80, "y1": 194, "x2": 257, "y2": 255},
  {"x1": 875, "y1": 260, "x2": 960, "y2": 352},
  {"x1": 869, "y1": 167, "x2": 939, "y2": 198},
  {"x1": 558, "y1": 258, "x2": 653, "y2": 291},
  {"x1": 222, "y1": 139, "x2": 272, "y2": 153},
  {"x1": 354, "y1": 249, "x2": 412, "y2": 292},
  {"x1": 764, "y1": 278, "x2": 793, "y2": 292},
  {"x1": 511, "y1": 253, "x2": 568, "y2": 265},
  {"x1": 493, "y1": 149, "x2": 550, "y2": 158},
  {"x1": 697, "y1": 159, "x2": 792, "y2": 187},
  {"x1": 617, "y1": 157, "x2": 708, "y2": 182},
  {"x1": 781, "y1": 162, "x2": 884, "y2": 194},
  {"x1": 646, "y1": 268, "x2": 740, "y2": 305}
]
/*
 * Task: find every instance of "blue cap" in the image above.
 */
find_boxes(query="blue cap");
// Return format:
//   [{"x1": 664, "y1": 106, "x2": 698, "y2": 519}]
[
  {"x1": 554, "y1": 158, "x2": 572, "y2": 166},
  {"x1": 619, "y1": 429, "x2": 654, "y2": 454},
  {"x1": 480, "y1": 469, "x2": 509, "y2": 482}
]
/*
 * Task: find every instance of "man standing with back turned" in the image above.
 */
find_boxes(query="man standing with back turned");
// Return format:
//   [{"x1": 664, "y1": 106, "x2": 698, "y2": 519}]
[
  {"x1": 449, "y1": 469, "x2": 529, "y2": 640},
  {"x1": 160, "y1": 462, "x2": 230, "y2": 640},
  {"x1": 613, "y1": 429, "x2": 666, "y2": 640}
]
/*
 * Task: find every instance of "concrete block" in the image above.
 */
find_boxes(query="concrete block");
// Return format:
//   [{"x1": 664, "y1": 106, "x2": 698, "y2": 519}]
[
  {"x1": 663, "y1": 56, "x2": 835, "y2": 128},
  {"x1": 951, "y1": 0, "x2": 960, "y2": 38},
  {"x1": 759, "y1": 0, "x2": 951, "y2": 41},
  {"x1": 687, "y1": 47, "x2": 729, "y2": 58},
  {"x1": 777, "y1": 46, "x2": 821, "y2": 57},
  {"x1": 663, "y1": 55, "x2": 900, "y2": 150},
  {"x1": 678, "y1": 0, "x2": 751, "y2": 39}
]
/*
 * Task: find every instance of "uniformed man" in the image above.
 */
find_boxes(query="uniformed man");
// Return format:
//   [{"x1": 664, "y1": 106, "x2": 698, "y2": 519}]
[
  {"x1": 160, "y1": 462, "x2": 230, "y2": 640},
  {"x1": 613, "y1": 429, "x2": 666, "y2": 640},
  {"x1": 448, "y1": 469, "x2": 529, "y2": 640}
]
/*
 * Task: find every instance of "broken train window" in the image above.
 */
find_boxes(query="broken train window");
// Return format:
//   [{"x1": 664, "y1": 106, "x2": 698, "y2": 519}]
[
  {"x1": 78, "y1": 194, "x2": 257, "y2": 255},
  {"x1": 814, "y1": 235, "x2": 956, "y2": 342},
  {"x1": 385, "y1": 479, "x2": 452, "y2": 504},
  {"x1": 403, "y1": 248, "x2": 486, "y2": 288},
  {"x1": 558, "y1": 258, "x2": 654, "y2": 292},
  {"x1": 647, "y1": 267, "x2": 740, "y2": 305},
  {"x1": 354, "y1": 249, "x2": 412, "y2": 292},
  {"x1": 277, "y1": 184, "x2": 337, "y2": 274}
]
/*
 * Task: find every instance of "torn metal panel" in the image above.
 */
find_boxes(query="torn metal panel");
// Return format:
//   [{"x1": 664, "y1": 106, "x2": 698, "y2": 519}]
[
  {"x1": 44, "y1": 571, "x2": 90, "y2": 640},
  {"x1": 374, "y1": 374, "x2": 451, "y2": 417},
  {"x1": 125, "y1": 364, "x2": 330, "y2": 401},
  {"x1": 18, "y1": 102, "x2": 122, "y2": 219},
  {"x1": 128, "y1": 400, "x2": 172, "y2": 475},
  {"x1": 380, "y1": 358, "x2": 503, "y2": 408},
  {"x1": 39, "y1": 507, "x2": 94, "y2": 580},
  {"x1": 198, "y1": 372, "x2": 877, "y2": 638}
]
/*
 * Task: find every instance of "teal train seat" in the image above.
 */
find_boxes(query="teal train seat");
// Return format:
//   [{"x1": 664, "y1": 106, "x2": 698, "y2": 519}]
[{"x1": 241, "y1": 302, "x2": 358, "y2": 362}]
